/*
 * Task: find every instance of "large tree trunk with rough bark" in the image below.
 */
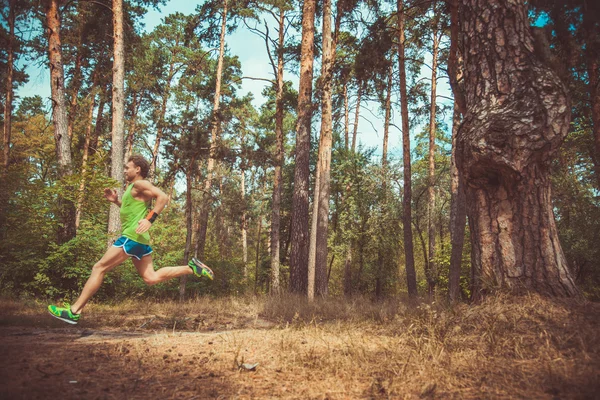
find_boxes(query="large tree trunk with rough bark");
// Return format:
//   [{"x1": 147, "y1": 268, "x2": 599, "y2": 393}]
[
  {"x1": 46, "y1": 0, "x2": 76, "y2": 244},
  {"x1": 196, "y1": 0, "x2": 227, "y2": 259},
  {"x1": 397, "y1": 0, "x2": 417, "y2": 297},
  {"x1": 457, "y1": 0, "x2": 579, "y2": 298},
  {"x1": 107, "y1": 0, "x2": 125, "y2": 240},
  {"x1": 269, "y1": 8, "x2": 286, "y2": 295},
  {"x1": 583, "y1": 10, "x2": 600, "y2": 189},
  {"x1": 289, "y1": 0, "x2": 316, "y2": 295}
]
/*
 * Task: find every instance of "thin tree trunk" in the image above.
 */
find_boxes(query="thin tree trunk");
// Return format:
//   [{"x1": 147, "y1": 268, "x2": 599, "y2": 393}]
[
  {"x1": 375, "y1": 63, "x2": 393, "y2": 298},
  {"x1": 180, "y1": 165, "x2": 194, "y2": 301},
  {"x1": 241, "y1": 168, "x2": 248, "y2": 280},
  {"x1": 124, "y1": 92, "x2": 140, "y2": 164},
  {"x1": 67, "y1": 32, "x2": 83, "y2": 140},
  {"x1": 3, "y1": 0, "x2": 15, "y2": 174},
  {"x1": 107, "y1": 0, "x2": 125, "y2": 241},
  {"x1": 149, "y1": 61, "x2": 175, "y2": 180},
  {"x1": 289, "y1": 0, "x2": 316, "y2": 295},
  {"x1": 448, "y1": 0, "x2": 466, "y2": 301},
  {"x1": 343, "y1": 243, "x2": 352, "y2": 296},
  {"x1": 46, "y1": 0, "x2": 75, "y2": 244},
  {"x1": 397, "y1": 0, "x2": 417, "y2": 297},
  {"x1": 458, "y1": 0, "x2": 579, "y2": 298},
  {"x1": 254, "y1": 216, "x2": 262, "y2": 294},
  {"x1": 75, "y1": 91, "x2": 97, "y2": 230},
  {"x1": 351, "y1": 84, "x2": 362, "y2": 152},
  {"x1": 448, "y1": 102, "x2": 466, "y2": 301},
  {"x1": 344, "y1": 82, "x2": 349, "y2": 151},
  {"x1": 269, "y1": 10, "x2": 286, "y2": 295},
  {"x1": 427, "y1": 23, "x2": 439, "y2": 297},
  {"x1": 196, "y1": 0, "x2": 227, "y2": 259},
  {"x1": 90, "y1": 95, "x2": 106, "y2": 157}
]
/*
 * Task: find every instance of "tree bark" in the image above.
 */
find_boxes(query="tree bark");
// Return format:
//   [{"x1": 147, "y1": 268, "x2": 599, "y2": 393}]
[
  {"x1": 149, "y1": 59, "x2": 176, "y2": 180},
  {"x1": 343, "y1": 82, "x2": 349, "y2": 151},
  {"x1": 583, "y1": 11, "x2": 600, "y2": 189},
  {"x1": 448, "y1": 102, "x2": 466, "y2": 301},
  {"x1": 75, "y1": 90, "x2": 97, "y2": 230},
  {"x1": 351, "y1": 84, "x2": 362, "y2": 152},
  {"x1": 308, "y1": 0, "x2": 337, "y2": 299},
  {"x1": 289, "y1": 0, "x2": 316, "y2": 295},
  {"x1": 457, "y1": 0, "x2": 579, "y2": 298},
  {"x1": 124, "y1": 92, "x2": 140, "y2": 164},
  {"x1": 180, "y1": 163, "x2": 194, "y2": 301},
  {"x1": 269, "y1": 8, "x2": 286, "y2": 295},
  {"x1": 196, "y1": 0, "x2": 227, "y2": 259},
  {"x1": 397, "y1": 0, "x2": 417, "y2": 297},
  {"x1": 427, "y1": 22, "x2": 439, "y2": 297},
  {"x1": 108, "y1": 0, "x2": 125, "y2": 240},
  {"x1": 3, "y1": 0, "x2": 15, "y2": 174},
  {"x1": 46, "y1": 0, "x2": 75, "y2": 244}
]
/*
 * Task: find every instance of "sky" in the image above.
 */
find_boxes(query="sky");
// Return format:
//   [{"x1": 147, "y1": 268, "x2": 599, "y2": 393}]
[{"x1": 17, "y1": 0, "x2": 454, "y2": 163}]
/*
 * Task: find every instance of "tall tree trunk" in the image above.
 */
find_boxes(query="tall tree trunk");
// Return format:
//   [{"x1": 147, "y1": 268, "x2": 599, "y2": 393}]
[
  {"x1": 90, "y1": 94, "x2": 106, "y2": 157},
  {"x1": 375, "y1": 63, "x2": 393, "y2": 298},
  {"x1": 67, "y1": 25, "x2": 84, "y2": 140},
  {"x1": 343, "y1": 244, "x2": 352, "y2": 296},
  {"x1": 448, "y1": 103, "x2": 466, "y2": 301},
  {"x1": 149, "y1": 61, "x2": 175, "y2": 180},
  {"x1": 351, "y1": 84, "x2": 362, "y2": 152},
  {"x1": 584, "y1": 11, "x2": 600, "y2": 189},
  {"x1": 124, "y1": 92, "x2": 140, "y2": 164},
  {"x1": 308, "y1": 0, "x2": 337, "y2": 299},
  {"x1": 448, "y1": 0, "x2": 467, "y2": 302},
  {"x1": 427, "y1": 24, "x2": 439, "y2": 297},
  {"x1": 254, "y1": 215, "x2": 263, "y2": 294},
  {"x1": 46, "y1": 0, "x2": 75, "y2": 244},
  {"x1": 196, "y1": 0, "x2": 227, "y2": 259},
  {"x1": 269, "y1": 10, "x2": 286, "y2": 295},
  {"x1": 344, "y1": 81, "x2": 349, "y2": 151},
  {"x1": 458, "y1": 0, "x2": 579, "y2": 298},
  {"x1": 75, "y1": 91, "x2": 97, "y2": 230},
  {"x1": 397, "y1": 0, "x2": 417, "y2": 297},
  {"x1": 3, "y1": 0, "x2": 15, "y2": 174},
  {"x1": 289, "y1": 0, "x2": 316, "y2": 295},
  {"x1": 107, "y1": 0, "x2": 125, "y2": 240},
  {"x1": 180, "y1": 164, "x2": 194, "y2": 301},
  {"x1": 241, "y1": 167, "x2": 248, "y2": 280}
]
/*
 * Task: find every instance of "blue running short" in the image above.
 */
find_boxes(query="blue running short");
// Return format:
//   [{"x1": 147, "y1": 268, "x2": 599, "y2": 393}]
[{"x1": 113, "y1": 236, "x2": 153, "y2": 260}]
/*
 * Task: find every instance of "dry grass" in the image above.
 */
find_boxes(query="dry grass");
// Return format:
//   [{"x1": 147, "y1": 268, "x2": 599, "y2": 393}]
[{"x1": 0, "y1": 293, "x2": 598, "y2": 399}]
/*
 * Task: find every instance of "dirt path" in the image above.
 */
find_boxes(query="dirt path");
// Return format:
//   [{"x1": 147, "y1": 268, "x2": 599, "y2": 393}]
[{"x1": 2, "y1": 296, "x2": 599, "y2": 399}]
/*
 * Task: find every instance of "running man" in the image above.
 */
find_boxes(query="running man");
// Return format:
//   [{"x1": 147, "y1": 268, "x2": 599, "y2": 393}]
[{"x1": 48, "y1": 155, "x2": 213, "y2": 324}]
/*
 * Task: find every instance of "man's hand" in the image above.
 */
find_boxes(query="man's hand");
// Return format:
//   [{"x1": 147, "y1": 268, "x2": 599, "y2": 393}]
[
  {"x1": 136, "y1": 219, "x2": 152, "y2": 234},
  {"x1": 104, "y1": 188, "x2": 118, "y2": 203}
]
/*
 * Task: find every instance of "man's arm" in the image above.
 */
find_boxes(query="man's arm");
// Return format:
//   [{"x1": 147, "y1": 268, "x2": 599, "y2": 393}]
[{"x1": 133, "y1": 180, "x2": 169, "y2": 234}]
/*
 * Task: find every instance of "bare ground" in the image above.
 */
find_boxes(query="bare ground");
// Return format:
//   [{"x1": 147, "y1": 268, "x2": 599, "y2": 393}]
[{"x1": 0, "y1": 294, "x2": 599, "y2": 399}]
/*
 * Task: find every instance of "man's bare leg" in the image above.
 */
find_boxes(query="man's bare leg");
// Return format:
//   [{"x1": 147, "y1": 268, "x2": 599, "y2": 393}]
[
  {"x1": 132, "y1": 255, "x2": 192, "y2": 285},
  {"x1": 70, "y1": 246, "x2": 130, "y2": 314}
]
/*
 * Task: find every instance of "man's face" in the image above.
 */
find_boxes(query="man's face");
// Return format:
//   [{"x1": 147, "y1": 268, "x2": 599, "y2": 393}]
[{"x1": 124, "y1": 161, "x2": 140, "y2": 182}]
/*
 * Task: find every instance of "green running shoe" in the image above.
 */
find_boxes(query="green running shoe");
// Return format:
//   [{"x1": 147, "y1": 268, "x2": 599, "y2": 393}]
[
  {"x1": 188, "y1": 257, "x2": 214, "y2": 280},
  {"x1": 48, "y1": 303, "x2": 80, "y2": 325}
]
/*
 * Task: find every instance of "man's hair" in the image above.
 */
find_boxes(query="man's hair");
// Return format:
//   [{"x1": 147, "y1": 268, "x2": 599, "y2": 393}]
[{"x1": 128, "y1": 155, "x2": 150, "y2": 178}]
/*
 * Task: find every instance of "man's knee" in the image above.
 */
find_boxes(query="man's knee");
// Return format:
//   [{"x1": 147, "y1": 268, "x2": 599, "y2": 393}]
[
  {"x1": 142, "y1": 274, "x2": 159, "y2": 286},
  {"x1": 92, "y1": 261, "x2": 111, "y2": 274}
]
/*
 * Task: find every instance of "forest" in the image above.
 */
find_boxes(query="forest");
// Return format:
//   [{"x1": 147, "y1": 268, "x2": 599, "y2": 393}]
[
  {"x1": 1, "y1": 0, "x2": 599, "y2": 302},
  {"x1": 1, "y1": 0, "x2": 599, "y2": 398}
]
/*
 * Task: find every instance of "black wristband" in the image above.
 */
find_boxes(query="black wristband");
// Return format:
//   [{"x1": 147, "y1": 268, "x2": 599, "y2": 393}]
[{"x1": 146, "y1": 210, "x2": 159, "y2": 223}]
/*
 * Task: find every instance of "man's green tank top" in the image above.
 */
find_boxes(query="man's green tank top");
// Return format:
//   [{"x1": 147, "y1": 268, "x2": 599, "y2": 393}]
[{"x1": 120, "y1": 183, "x2": 151, "y2": 245}]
